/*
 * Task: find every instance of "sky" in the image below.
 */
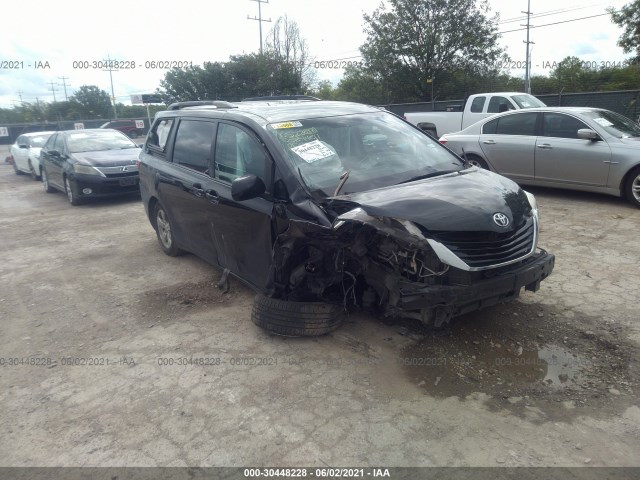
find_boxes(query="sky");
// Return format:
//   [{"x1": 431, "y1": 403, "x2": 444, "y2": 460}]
[{"x1": 0, "y1": 0, "x2": 634, "y2": 108}]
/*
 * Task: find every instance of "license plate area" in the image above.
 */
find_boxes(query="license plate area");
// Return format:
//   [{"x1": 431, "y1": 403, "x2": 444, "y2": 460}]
[{"x1": 119, "y1": 177, "x2": 138, "y2": 186}]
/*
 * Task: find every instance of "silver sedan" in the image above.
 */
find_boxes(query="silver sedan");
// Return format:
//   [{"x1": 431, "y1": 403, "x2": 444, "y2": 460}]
[{"x1": 439, "y1": 107, "x2": 640, "y2": 207}]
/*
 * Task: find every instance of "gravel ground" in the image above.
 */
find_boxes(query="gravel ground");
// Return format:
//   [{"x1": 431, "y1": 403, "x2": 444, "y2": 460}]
[{"x1": 0, "y1": 151, "x2": 638, "y2": 467}]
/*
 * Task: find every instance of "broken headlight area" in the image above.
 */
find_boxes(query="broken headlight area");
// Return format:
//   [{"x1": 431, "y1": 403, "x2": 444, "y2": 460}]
[{"x1": 268, "y1": 207, "x2": 552, "y2": 328}]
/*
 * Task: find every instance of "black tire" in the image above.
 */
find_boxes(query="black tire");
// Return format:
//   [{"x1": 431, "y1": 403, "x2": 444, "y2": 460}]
[
  {"x1": 251, "y1": 294, "x2": 344, "y2": 336},
  {"x1": 64, "y1": 176, "x2": 83, "y2": 206},
  {"x1": 29, "y1": 160, "x2": 41, "y2": 181},
  {"x1": 42, "y1": 169, "x2": 55, "y2": 193},
  {"x1": 154, "y1": 202, "x2": 183, "y2": 256},
  {"x1": 129, "y1": 130, "x2": 139, "y2": 139},
  {"x1": 465, "y1": 154, "x2": 489, "y2": 170},
  {"x1": 624, "y1": 166, "x2": 640, "y2": 208},
  {"x1": 13, "y1": 160, "x2": 23, "y2": 175}
]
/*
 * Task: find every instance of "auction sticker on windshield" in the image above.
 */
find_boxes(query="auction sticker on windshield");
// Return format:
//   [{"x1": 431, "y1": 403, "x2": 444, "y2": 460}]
[
  {"x1": 291, "y1": 140, "x2": 334, "y2": 163},
  {"x1": 271, "y1": 121, "x2": 303, "y2": 129}
]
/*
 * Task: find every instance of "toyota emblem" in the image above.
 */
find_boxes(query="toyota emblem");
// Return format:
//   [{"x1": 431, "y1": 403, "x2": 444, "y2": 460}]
[{"x1": 493, "y1": 213, "x2": 510, "y2": 227}]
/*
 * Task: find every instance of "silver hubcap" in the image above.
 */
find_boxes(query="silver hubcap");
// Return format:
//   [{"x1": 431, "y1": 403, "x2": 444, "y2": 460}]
[
  {"x1": 156, "y1": 210, "x2": 172, "y2": 248},
  {"x1": 468, "y1": 158, "x2": 484, "y2": 168},
  {"x1": 632, "y1": 175, "x2": 640, "y2": 202},
  {"x1": 65, "y1": 178, "x2": 73, "y2": 203}
]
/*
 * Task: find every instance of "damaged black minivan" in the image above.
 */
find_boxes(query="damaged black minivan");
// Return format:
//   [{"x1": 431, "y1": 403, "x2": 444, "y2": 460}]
[{"x1": 138, "y1": 99, "x2": 554, "y2": 336}]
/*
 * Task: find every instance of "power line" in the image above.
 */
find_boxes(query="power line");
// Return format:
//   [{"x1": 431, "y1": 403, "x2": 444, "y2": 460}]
[
  {"x1": 498, "y1": 12, "x2": 613, "y2": 35},
  {"x1": 498, "y1": 3, "x2": 609, "y2": 24}
]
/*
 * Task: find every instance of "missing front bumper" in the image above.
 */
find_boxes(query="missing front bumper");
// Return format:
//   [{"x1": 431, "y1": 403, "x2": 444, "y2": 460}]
[{"x1": 390, "y1": 250, "x2": 555, "y2": 325}]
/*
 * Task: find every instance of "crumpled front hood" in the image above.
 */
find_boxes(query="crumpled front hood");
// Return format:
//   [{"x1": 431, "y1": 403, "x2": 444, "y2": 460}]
[
  {"x1": 333, "y1": 169, "x2": 531, "y2": 233},
  {"x1": 71, "y1": 149, "x2": 139, "y2": 167}
]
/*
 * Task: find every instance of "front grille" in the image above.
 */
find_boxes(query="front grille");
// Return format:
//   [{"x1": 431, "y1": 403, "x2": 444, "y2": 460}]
[
  {"x1": 96, "y1": 165, "x2": 138, "y2": 176},
  {"x1": 432, "y1": 217, "x2": 535, "y2": 269}
]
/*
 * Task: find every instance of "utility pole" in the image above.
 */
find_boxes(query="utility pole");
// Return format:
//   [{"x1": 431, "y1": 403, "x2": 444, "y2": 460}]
[
  {"x1": 247, "y1": 0, "x2": 271, "y2": 55},
  {"x1": 48, "y1": 81, "x2": 58, "y2": 102},
  {"x1": 103, "y1": 55, "x2": 118, "y2": 119},
  {"x1": 17, "y1": 91, "x2": 23, "y2": 104},
  {"x1": 58, "y1": 76, "x2": 70, "y2": 101},
  {"x1": 522, "y1": 0, "x2": 534, "y2": 94}
]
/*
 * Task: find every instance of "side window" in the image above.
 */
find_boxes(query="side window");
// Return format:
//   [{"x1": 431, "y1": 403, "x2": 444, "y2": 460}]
[
  {"x1": 16, "y1": 135, "x2": 25, "y2": 146},
  {"x1": 172, "y1": 120, "x2": 216, "y2": 173},
  {"x1": 487, "y1": 96, "x2": 514, "y2": 114},
  {"x1": 43, "y1": 134, "x2": 57, "y2": 150},
  {"x1": 543, "y1": 113, "x2": 589, "y2": 139},
  {"x1": 495, "y1": 113, "x2": 538, "y2": 136},
  {"x1": 214, "y1": 123, "x2": 267, "y2": 183},
  {"x1": 470, "y1": 96, "x2": 486, "y2": 113},
  {"x1": 54, "y1": 134, "x2": 65, "y2": 153},
  {"x1": 482, "y1": 118, "x2": 498, "y2": 134},
  {"x1": 148, "y1": 119, "x2": 174, "y2": 153}
]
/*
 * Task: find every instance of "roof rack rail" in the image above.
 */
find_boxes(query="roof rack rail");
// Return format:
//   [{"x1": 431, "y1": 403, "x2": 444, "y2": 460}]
[
  {"x1": 241, "y1": 95, "x2": 321, "y2": 102},
  {"x1": 167, "y1": 100, "x2": 237, "y2": 110}
]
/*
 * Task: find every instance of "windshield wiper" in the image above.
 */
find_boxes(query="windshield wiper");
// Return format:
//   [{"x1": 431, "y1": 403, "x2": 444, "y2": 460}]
[
  {"x1": 333, "y1": 170, "x2": 351, "y2": 196},
  {"x1": 398, "y1": 170, "x2": 460, "y2": 185}
]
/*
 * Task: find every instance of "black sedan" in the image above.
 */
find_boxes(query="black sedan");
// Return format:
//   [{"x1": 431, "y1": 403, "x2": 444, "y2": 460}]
[{"x1": 39, "y1": 129, "x2": 141, "y2": 205}]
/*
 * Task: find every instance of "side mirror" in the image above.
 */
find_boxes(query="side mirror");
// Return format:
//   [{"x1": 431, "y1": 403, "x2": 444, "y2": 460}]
[
  {"x1": 231, "y1": 174, "x2": 266, "y2": 201},
  {"x1": 577, "y1": 129, "x2": 599, "y2": 141},
  {"x1": 18, "y1": 144, "x2": 29, "y2": 149}
]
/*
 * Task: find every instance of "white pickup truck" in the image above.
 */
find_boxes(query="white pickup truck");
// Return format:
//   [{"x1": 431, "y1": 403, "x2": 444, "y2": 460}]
[{"x1": 404, "y1": 92, "x2": 546, "y2": 137}]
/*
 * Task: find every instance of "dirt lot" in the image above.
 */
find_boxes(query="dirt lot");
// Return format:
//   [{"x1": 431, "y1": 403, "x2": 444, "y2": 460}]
[{"x1": 0, "y1": 149, "x2": 639, "y2": 467}]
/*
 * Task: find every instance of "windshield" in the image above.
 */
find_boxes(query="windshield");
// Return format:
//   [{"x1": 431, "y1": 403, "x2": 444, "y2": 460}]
[
  {"x1": 67, "y1": 130, "x2": 138, "y2": 153},
  {"x1": 267, "y1": 112, "x2": 463, "y2": 197},
  {"x1": 582, "y1": 110, "x2": 640, "y2": 138},
  {"x1": 511, "y1": 95, "x2": 546, "y2": 109}
]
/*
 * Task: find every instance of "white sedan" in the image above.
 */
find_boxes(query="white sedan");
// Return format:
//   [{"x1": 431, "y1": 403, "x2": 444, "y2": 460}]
[{"x1": 11, "y1": 131, "x2": 56, "y2": 180}]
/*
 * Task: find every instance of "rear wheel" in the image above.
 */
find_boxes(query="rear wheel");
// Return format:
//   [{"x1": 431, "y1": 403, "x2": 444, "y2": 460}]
[
  {"x1": 624, "y1": 167, "x2": 640, "y2": 208},
  {"x1": 465, "y1": 154, "x2": 489, "y2": 170},
  {"x1": 154, "y1": 203, "x2": 183, "y2": 256},
  {"x1": 251, "y1": 295, "x2": 344, "y2": 337},
  {"x1": 13, "y1": 160, "x2": 23, "y2": 175}
]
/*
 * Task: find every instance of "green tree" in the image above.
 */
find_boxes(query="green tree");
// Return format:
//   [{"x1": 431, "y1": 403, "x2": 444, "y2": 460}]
[
  {"x1": 609, "y1": 1, "x2": 640, "y2": 63},
  {"x1": 69, "y1": 86, "x2": 112, "y2": 119},
  {"x1": 360, "y1": 0, "x2": 504, "y2": 101}
]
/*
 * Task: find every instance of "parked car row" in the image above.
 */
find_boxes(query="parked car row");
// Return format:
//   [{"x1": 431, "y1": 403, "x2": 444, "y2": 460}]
[
  {"x1": 8, "y1": 98, "x2": 639, "y2": 338},
  {"x1": 439, "y1": 107, "x2": 640, "y2": 208},
  {"x1": 10, "y1": 129, "x2": 142, "y2": 205}
]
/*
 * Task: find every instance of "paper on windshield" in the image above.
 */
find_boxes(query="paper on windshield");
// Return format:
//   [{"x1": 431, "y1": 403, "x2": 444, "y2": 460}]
[
  {"x1": 291, "y1": 140, "x2": 335, "y2": 163},
  {"x1": 592, "y1": 117, "x2": 614, "y2": 127}
]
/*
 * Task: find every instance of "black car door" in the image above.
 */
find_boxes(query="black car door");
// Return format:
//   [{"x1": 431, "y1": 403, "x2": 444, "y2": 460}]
[
  {"x1": 208, "y1": 121, "x2": 275, "y2": 290},
  {"x1": 41, "y1": 133, "x2": 65, "y2": 189},
  {"x1": 160, "y1": 118, "x2": 221, "y2": 264}
]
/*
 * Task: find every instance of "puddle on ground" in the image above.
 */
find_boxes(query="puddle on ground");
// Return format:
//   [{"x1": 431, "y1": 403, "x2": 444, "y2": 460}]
[
  {"x1": 403, "y1": 342, "x2": 587, "y2": 397},
  {"x1": 397, "y1": 302, "x2": 638, "y2": 422}
]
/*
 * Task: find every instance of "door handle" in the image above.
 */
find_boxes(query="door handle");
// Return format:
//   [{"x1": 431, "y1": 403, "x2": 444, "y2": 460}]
[
  {"x1": 192, "y1": 183, "x2": 205, "y2": 197},
  {"x1": 205, "y1": 190, "x2": 219, "y2": 203},
  {"x1": 482, "y1": 140, "x2": 496, "y2": 145},
  {"x1": 537, "y1": 144, "x2": 552, "y2": 149}
]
